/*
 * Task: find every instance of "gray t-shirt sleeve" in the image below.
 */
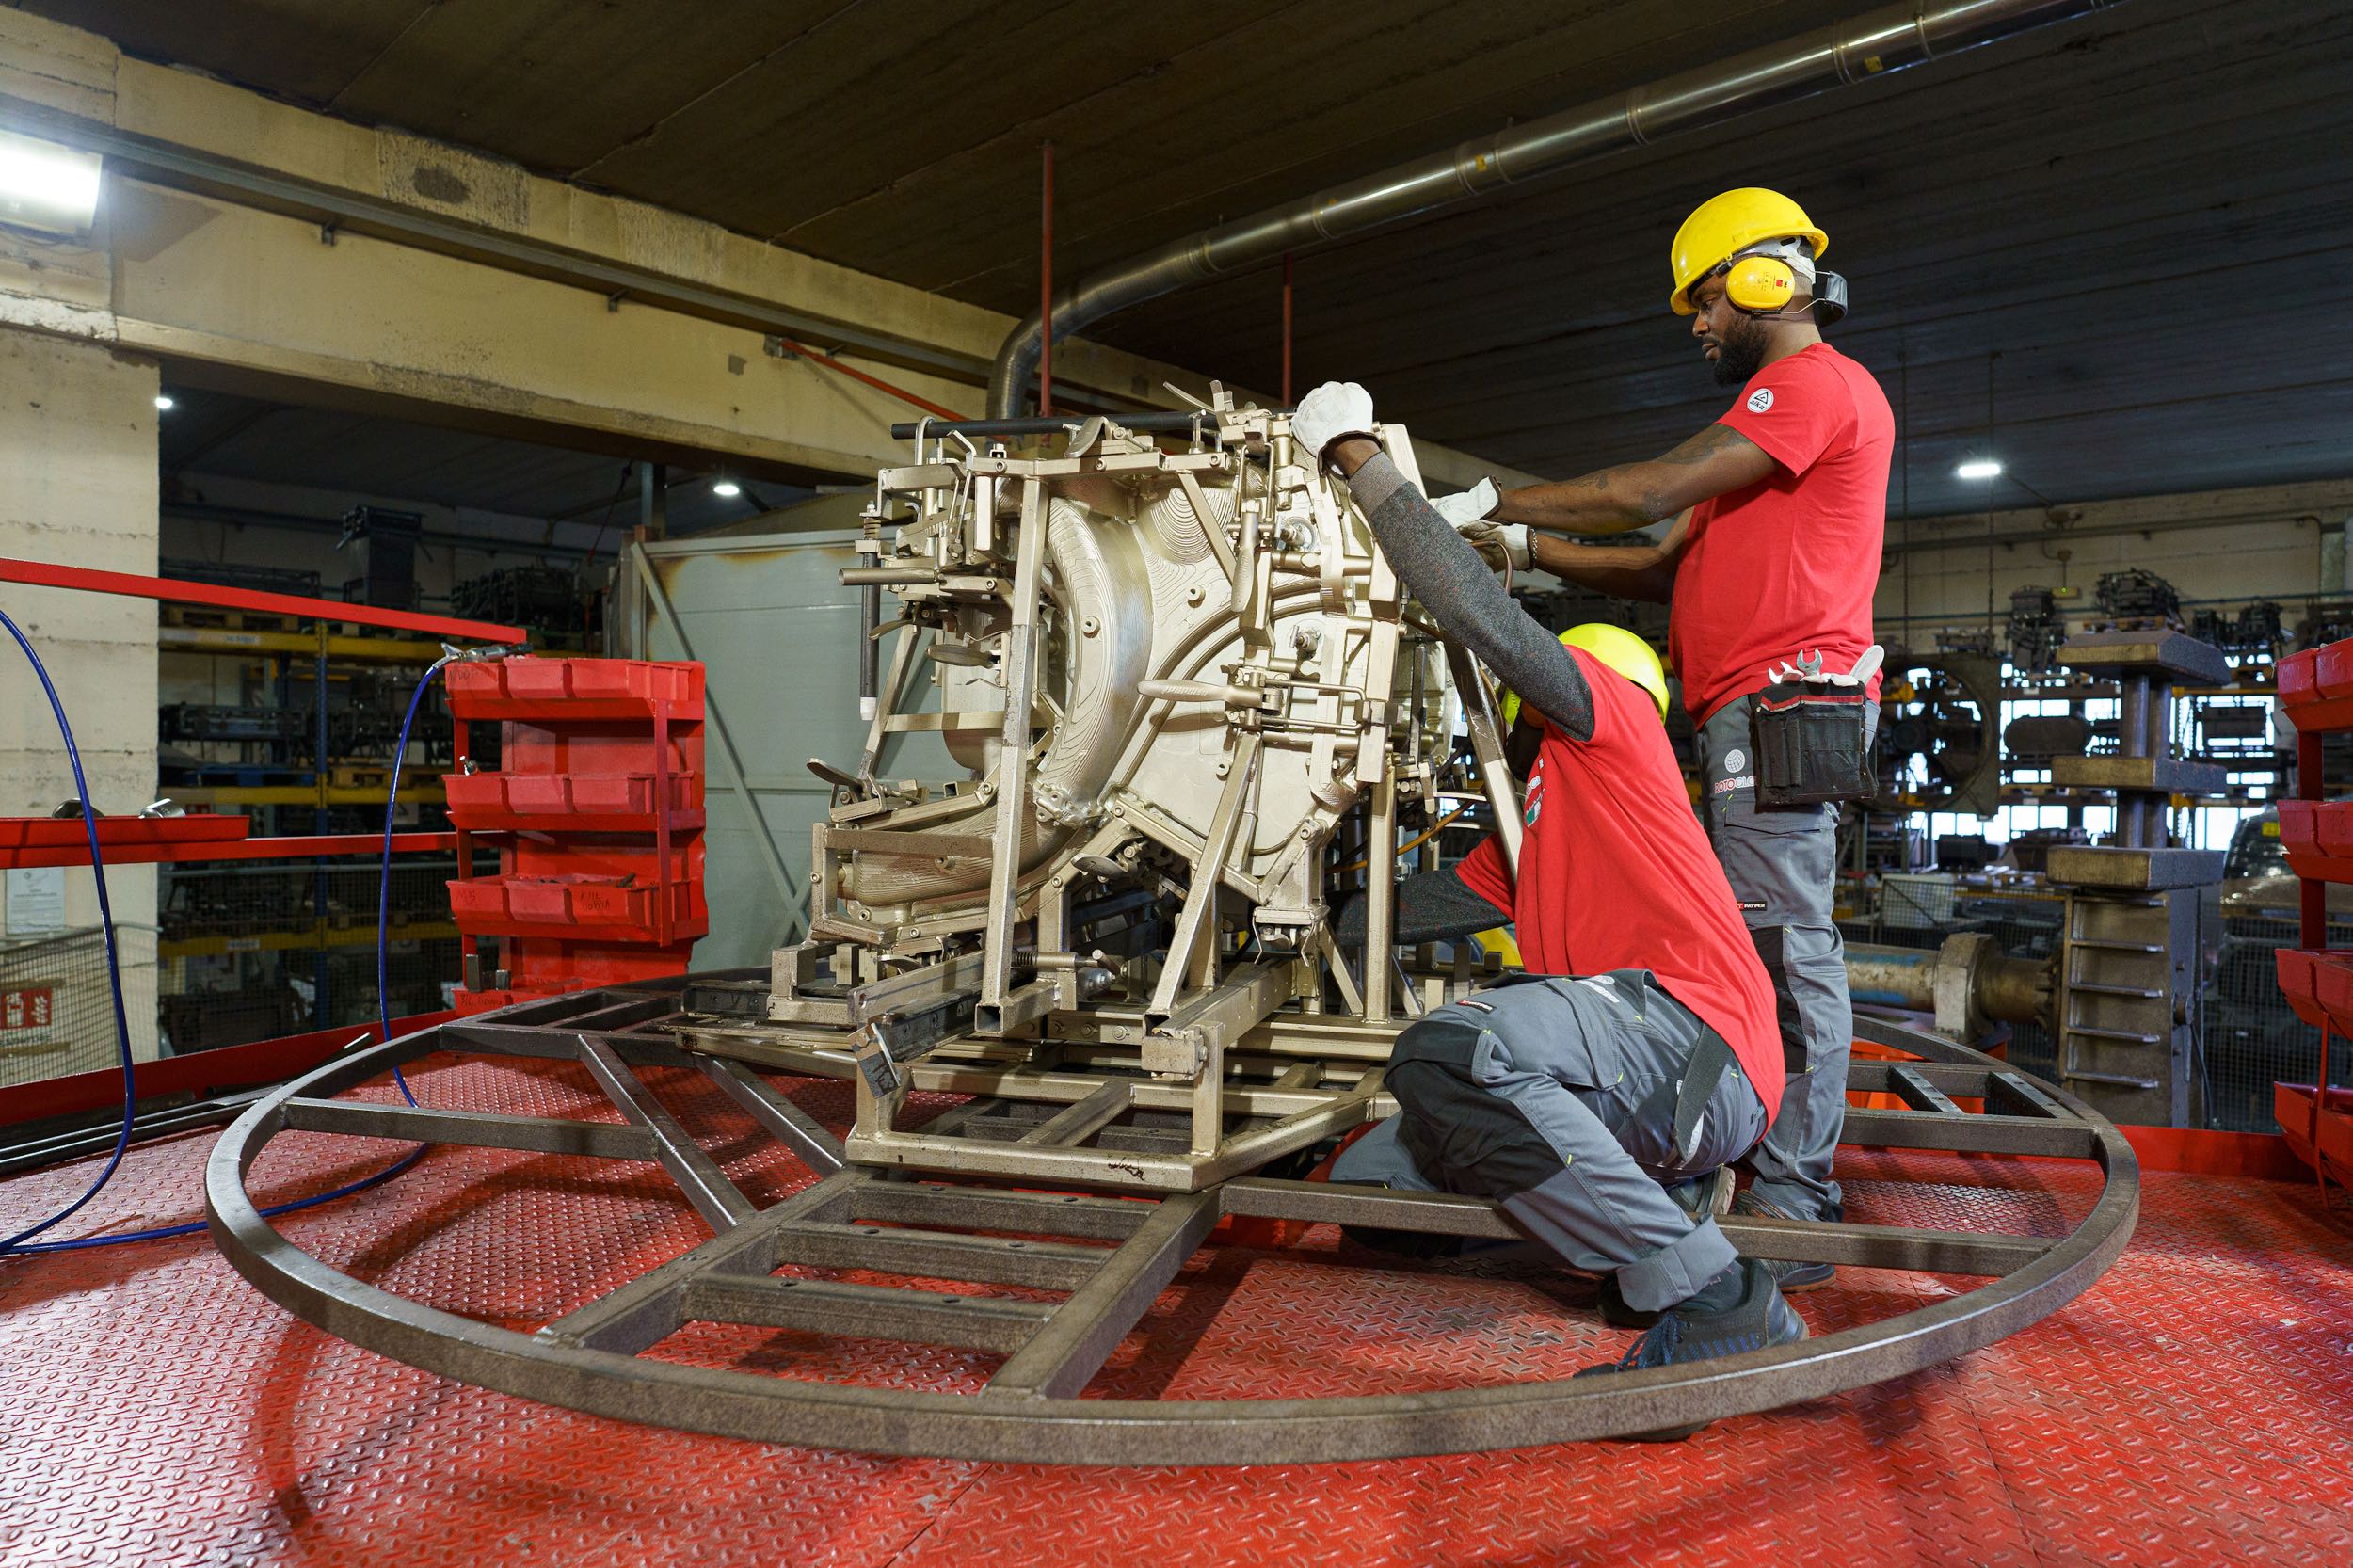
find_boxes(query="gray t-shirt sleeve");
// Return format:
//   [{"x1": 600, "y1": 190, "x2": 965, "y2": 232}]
[{"x1": 1344, "y1": 452, "x2": 1595, "y2": 742}]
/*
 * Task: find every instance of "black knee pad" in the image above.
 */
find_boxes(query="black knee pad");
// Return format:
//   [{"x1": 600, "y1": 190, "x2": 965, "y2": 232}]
[{"x1": 1390, "y1": 1060, "x2": 1564, "y2": 1201}]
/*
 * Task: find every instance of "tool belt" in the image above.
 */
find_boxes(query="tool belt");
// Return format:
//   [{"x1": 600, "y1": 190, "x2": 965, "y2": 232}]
[{"x1": 1749, "y1": 679, "x2": 1875, "y2": 808}]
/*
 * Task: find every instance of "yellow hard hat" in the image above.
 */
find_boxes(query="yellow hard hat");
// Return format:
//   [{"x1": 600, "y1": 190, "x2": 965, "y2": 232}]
[
  {"x1": 1499, "y1": 624, "x2": 1670, "y2": 727},
  {"x1": 1669, "y1": 187, "x2": 1830, "y2": 315}
]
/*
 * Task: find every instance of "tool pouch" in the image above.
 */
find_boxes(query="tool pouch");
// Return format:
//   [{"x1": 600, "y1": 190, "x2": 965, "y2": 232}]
[{"x1": 1749, "y1": 680, "x2": 1875, "y2": 807}]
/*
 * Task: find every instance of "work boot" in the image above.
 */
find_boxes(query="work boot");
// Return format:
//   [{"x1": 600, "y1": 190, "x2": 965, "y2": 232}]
[
  {"x1": 1729, "y1": 1188, "x2": 1835, "y2": 1290},
  {"x1": 1575, "y1": 1259, "x2": 1808, "y2": 1440},
  {"x1": 1594, "y1": 1167, "x2": 1734, "y2": 1328}
]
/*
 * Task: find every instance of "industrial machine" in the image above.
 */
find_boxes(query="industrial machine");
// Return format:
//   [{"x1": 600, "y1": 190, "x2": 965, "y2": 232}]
[
  {"x1": 210, "y1": 403, "x2": 2136, "y2": 1462},
  {"x1": 718, "y1": 392, "x2": 1501, "y2": 1192}
]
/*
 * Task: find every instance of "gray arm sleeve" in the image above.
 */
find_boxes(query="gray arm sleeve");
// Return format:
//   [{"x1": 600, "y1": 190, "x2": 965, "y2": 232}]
[
  {"x1": 1345, "y1": 452, "x2": 1595, "y2": 742},
  {"x1": 1335, "y1": 863, "x2": 1511, "y2": 947}
]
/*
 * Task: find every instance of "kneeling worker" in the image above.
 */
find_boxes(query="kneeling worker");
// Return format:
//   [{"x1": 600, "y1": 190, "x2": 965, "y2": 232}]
[{"x1": 1292, "y1": 379, "x2": 1801, "y2": 1379}]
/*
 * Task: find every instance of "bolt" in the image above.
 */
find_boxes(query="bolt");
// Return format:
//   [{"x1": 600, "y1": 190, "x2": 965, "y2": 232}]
[
  {"x1": 1186, "y1": 585, "x2": 1205, "y2": 606},
  {"x1": 1080, "y1": 615, "x2": 1100, "y2": 636}
]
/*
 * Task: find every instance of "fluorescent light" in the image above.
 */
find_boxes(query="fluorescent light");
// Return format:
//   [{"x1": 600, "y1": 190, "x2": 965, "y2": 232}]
[
  {"x1": 711, "y1": 478, "x2": 742, "y2": 498},
  {"x1": 0, "y1": 129, "x2": 102, "y2": 236},
  {"x1": 1955, "y1": 458, "x2": 2005, "y2": 481},
  {"x1": 153, "y1": 393, "x2": 175, "y2": 412}
]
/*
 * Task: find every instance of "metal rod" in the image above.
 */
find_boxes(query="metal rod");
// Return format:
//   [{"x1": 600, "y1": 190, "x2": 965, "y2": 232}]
[
  {"x1": 577, "y1": 1036, "x2": 757, "y2": 1230},
  {"x1": 1280, "y1": 249, "x2": 1293, "y2": 406},
  {"x1": 984, "y1": 1192, "x2": 1220, "y2": 1399},
  {"x1": 0, "y1": 554, "x2": 523, "y2": 642},
  {"x1": 685, "y1": 1275, "x2": 1054, "y2": 1354},
  {"x1": 1038, "y1": 139, "x2": 1054, "y2": 417},
  {"x1": 281, "y1": 1097, "x2": 659, "y2": 1160},
  {"x1": 888, "y1": 410, "x2": 1261, "y2": 441}
]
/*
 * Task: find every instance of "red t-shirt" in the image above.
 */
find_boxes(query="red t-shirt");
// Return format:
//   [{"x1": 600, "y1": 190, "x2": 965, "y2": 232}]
[
  {"x1": 1668, "y1": 342, "x2": 1894, "y2": 723},
  {"x1": 1453, "y1": 648, "x2": 1784, "y2": 1115}
]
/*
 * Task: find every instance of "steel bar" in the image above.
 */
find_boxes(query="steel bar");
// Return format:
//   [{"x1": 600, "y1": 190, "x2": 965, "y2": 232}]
[
  {"x1": 577, "y1": 1037, "x2": 756, "y2": 1230},
  {"x1": 683, "y1": 1275, "x2": 1054, "y2": 1354},
  {"x1": 1017, "y1": 1081, "x2": 1131, "y2": 1146},
  {"x1": 1445, "y1": 640, "x2": 1522, "y2": 876},
  {"x1": 769, "y1": 1222, "x2": 1107, "y2": 1291},
  {"x1": 852, "y1": 1182, "x2": 1155, "y2": 1241},
  {"x1": 696, "y1": 1058, "x2": 846, "y2": 1174},
  {"x1": 1989, "y1": 1072, "x2": 2071, "y2": 1119},
  {"x1": 280, "y1": 1097, "x2": 657, "y2": 1161},
  {"x1": 984, "y1": 1192, "x2": 1220, "y2": 1399},
  {"x1": 1841, "y1": 1107, "x2": 2095, "y2": 1158},
  {"x1": 982, "y1": 479, "x2": 1050, "y2": 1016},
  {"x1": 1217, "y1": 1178, "x2": 2057, "y2": 1275},
  {"x1": 1887, "y1": 1065, "x2": 1966, "y2": 1118},
  {"x1": 532, "y1": 1172, "x2": 863, "y2": 1352}
]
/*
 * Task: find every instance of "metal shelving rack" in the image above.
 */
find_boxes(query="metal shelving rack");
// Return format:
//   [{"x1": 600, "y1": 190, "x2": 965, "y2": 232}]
[{"x1": 2267, "y1": 638, "x2": 2353, "y2": 1192}]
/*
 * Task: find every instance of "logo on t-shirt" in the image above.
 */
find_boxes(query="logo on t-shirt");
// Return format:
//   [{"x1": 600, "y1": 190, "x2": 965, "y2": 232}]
[{"x1": 1746, "y1": 387, "x2": 1775, "y2": 414}]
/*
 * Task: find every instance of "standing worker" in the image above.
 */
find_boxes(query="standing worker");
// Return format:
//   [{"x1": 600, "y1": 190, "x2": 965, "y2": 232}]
[
  {"x1": 1291, "y1": 380, "x2": 1801, "y2": 1389},
  {"x1": 1434, "y1": 188, "x2": 1894, "y2": 1266}
]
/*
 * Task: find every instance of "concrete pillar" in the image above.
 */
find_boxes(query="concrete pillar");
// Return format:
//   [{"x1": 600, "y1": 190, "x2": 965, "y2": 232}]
[{"x1": 0, "y1": 327, "x2": 162, "y2": 1063}]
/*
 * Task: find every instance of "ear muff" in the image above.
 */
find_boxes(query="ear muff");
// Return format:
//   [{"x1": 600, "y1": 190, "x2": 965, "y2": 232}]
[{"x1": 1723, "y1": 254, "x2": 1797, "y2": 312}]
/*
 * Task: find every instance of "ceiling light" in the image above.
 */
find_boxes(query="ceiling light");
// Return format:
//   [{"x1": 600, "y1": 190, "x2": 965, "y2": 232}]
[
  {"x1": 1955, "y1": 457, "x2": 2004, "y2": 481},
  {"x1": 711, "y1": 477, "x2": 742, "y2": 498},
  {"x1": 0, "y1": 129, "x2": 102, "y2": 236},
  {"x1": 153, "y1": 393, "x2": 175, "y2": 412}
]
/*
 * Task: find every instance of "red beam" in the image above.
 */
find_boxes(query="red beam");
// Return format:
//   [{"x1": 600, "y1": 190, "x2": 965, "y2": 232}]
[
  {"x1": 0, "y1": 1010, "x2": 456, "y2": 1127},
  {"x1": 0, "y1": 821, "x2": 460, "y2": 869},
  {"x1": 0, "y1": 557, "x2": 525, "y2": 643}
]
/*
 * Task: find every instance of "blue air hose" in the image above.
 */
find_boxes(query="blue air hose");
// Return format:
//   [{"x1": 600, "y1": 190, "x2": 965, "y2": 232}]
[{"x1": 0, "y1": 635, "x2": 457, "y2": 1256}]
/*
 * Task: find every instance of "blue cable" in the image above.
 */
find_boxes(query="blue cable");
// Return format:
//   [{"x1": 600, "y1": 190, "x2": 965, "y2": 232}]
[
  {"x1": 0, "y1": 609, "x2": 136, "y2": 1252},
  {"x1": 1, "y1": 640, "x2": 457, "y2": 1257}
]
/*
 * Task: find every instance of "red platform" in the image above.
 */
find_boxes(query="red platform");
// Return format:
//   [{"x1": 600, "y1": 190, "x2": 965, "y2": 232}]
[{"x1": 5, "y1": 1055, "x2": 2349, "y2": 1567}]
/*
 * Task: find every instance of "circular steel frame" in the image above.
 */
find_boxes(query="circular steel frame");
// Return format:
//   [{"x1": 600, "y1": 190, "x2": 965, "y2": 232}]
[{"x1": 206, "y1": 993, "x2": 2138, "y2": 1465}]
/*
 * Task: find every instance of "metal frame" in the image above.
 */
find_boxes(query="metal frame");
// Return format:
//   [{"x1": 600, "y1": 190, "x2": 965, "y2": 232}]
[{"x1": 208, "y1": 984, "x2": 2138, "y2": 1464}]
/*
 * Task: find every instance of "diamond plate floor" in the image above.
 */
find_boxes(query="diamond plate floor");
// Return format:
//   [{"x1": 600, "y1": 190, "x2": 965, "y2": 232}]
[{"x1": 4, "y1": 1052, "x2": 2350, "y2": 1567}]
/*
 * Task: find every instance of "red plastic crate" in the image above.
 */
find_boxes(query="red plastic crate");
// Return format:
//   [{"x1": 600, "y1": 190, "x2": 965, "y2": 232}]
[
  {"x1": 2275, "y1": 1081, "x2": 2353, "y2": 1182},
  {"x1": 442, "y1": 771, "x2": 703, "y2": 831},
  {"x1": 446, "y1": 872, "x2": 705, "y2": 941},
  {"x1": 2278, "y1": 643, "x2": 2353, "y2": 731},
  {"x1": 2273, "y1": 948, "x2": 2353, "y2": 1034},
  {"x1": 445, "y1": 657, "x2": 703, "y2": 722},
  {"x1": 2275, "y1": 799, "x2": 2353, "y2": 883}
]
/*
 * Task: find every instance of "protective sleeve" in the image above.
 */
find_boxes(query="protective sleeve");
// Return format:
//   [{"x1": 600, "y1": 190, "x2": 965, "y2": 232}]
[
  {"x1": 1345, "y1": 452, "x2": 1595, "y2": 743},
  {"x1": 1334, "y1": 862, "x2": 1513, "y2": 947}
]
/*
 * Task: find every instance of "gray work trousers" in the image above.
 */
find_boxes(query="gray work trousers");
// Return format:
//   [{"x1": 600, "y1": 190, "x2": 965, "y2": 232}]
[
  {"x1": 1695, "y1": 694, "x2": 1870, "y2": 1224},
  {"x1": 1332, "y1": 971, "x2": 1767, "y2": 1313}
]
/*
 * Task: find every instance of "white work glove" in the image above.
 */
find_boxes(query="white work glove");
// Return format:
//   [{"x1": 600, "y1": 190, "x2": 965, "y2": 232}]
[
  {"x1": 1431, "y1": 478, "x2": 1498, "y2": 528},
  {"x1": 1457, "y1": 520, "x2": 1531, "y2": 573},
  {"x1": 1289, "y1": 381, "x2": 1377, "y2": 468}
]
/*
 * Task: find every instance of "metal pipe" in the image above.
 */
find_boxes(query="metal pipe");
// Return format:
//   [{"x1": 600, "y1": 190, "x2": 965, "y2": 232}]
[
  {"x1": 986, "y1": 0, "x2": 2117, "y2": 417},
  {"x1": 888, "y1": 411, "x2": 1235, "y2": 440}
]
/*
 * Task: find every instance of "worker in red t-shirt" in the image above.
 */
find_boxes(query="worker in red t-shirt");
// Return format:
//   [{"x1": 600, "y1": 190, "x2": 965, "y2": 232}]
[
  {"x1": 1292, "y1": 382, "x2": 1803, "y2": 1398},
  {"x1": 1433, "y1": 188, "x2": 1894, "y2": 1266}
]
